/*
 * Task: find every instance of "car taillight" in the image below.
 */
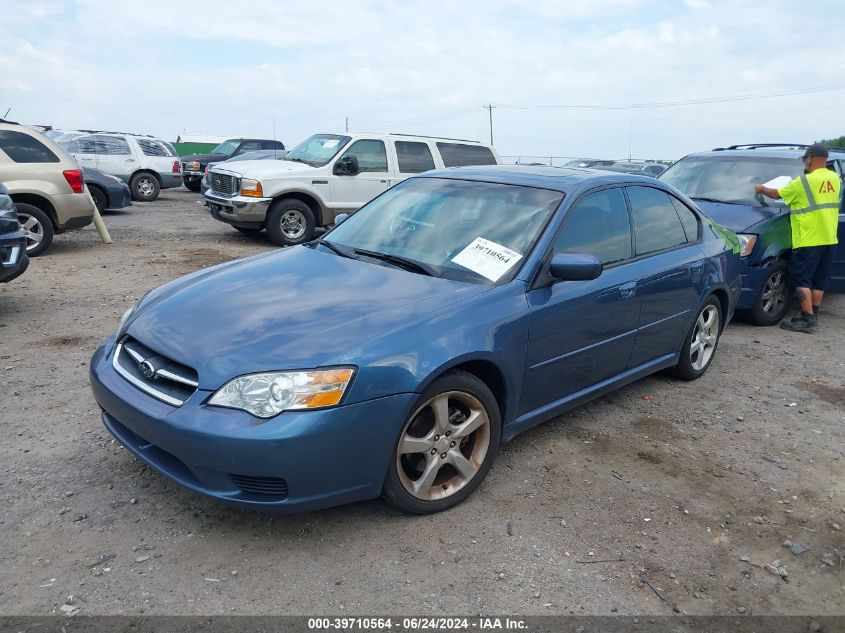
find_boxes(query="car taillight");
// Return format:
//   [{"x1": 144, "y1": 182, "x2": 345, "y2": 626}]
[
  {"x1": 172, "y1": 161, "x2": 181, "y2": 173},
  {"x1": 63, "y1": 169, "x2": 84, "y2": 194}
]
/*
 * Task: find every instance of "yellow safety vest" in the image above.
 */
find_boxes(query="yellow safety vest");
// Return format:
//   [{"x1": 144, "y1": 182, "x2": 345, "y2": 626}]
[{"x1": 778, "y1": 167, "x2": 841, "y2": 248}]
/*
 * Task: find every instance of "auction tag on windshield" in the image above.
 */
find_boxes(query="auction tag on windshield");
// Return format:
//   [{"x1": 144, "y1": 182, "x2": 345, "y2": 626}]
[
  {"x1": 763, "y1": 175, "x2": 793, "y2": 189},
  {"x1": 452, "y1": 237, "x2": 523, "y2": 282},
  {"x1": 321, "y1": 139, "x2": 339, "y2": 148}
]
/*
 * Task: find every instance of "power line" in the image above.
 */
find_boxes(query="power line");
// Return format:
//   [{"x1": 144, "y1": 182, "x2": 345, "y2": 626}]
[
  {"x1": 495, "y1": 84, "x2": 845, "y2": 111},
  {"x1": 354, "y1": 106, "x2": 483, "y2": 128}
]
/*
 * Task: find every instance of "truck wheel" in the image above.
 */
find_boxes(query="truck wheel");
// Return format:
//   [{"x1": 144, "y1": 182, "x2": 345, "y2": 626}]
[
  {"x1": 266, "y1": 199, "x2": 316, "y2": 246},
  {"x1": 130, "y1": 172, "x2": 160, "y2": 202},
  {"x1": 15, "y1": 203, "x2": 54, "y2": 257},
  {"x1": 745, "y1": 260, "x2": 791, "y2": 326},
  {"x1": 184, "y1": 178, "x2": 202, "y2": 193}
]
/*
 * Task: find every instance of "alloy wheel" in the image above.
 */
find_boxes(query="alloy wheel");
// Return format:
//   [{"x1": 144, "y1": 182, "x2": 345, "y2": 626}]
[
  {"x1": 17, "y1": 212, "x2": 44, "y2": 253},
  {"x1": 690, "y1": 305, "x2": 720, "y2": 371},
  {"x1": 280, "y1": 209, "x2": 306, "y2": 240},
  {"x1": 136, "y1": 178, "x2": 155, "y2": 198},
  {"x1": 760, "y1": 270, "x2": 787, "y2": 316},
  {"x1": 396, "y1": 391, "x2": 491, "y2": 501}
]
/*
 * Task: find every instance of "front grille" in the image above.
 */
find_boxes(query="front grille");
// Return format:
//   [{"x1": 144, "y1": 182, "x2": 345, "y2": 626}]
[
  {"x1": 113, "y1": 336, "x2": 199, "y2": 406},
  {"x1": 209, "y1": 171, "x2": 239, "y2": 196},
  {"x1": 230, "y1": 474, "x2": 289, "y2": 499}
]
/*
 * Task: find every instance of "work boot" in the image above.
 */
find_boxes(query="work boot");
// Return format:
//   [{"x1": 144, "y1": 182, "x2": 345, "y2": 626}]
[
  {"x1": 780, "y1": 312, "x2": 817, "y2": 333},
  {"x1": 813, "y1": 305, "x2": 820, "y2": 323}
]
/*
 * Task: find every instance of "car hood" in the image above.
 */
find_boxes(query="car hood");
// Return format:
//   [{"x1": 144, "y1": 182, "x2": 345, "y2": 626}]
[
  {"x1": 211, "y1": 159, "x2": 315, "y2": 179},
  {"x1": 126, "y1": 246, "x2": 490, "y2": 388},
  {"x1": 182, "y1": 153, "x2": 228, "y2": 164},
  {"x1": 694, "y1": 199, "x2": 785, "y2": 233}
]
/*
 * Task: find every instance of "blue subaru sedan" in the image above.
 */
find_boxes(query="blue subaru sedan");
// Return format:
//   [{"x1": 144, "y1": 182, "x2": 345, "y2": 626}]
[{"x1": 90, "y1": 166, "x2": 741, "y2": 514}]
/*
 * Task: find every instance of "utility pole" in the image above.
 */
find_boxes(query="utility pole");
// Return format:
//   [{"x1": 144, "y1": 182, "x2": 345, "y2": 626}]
[
  {"x1": 484, "y1": 105, "x2": 495, "y2": 145},
  {"x1": 345, "y1": 116, "x2": 349, "y2": 133}
]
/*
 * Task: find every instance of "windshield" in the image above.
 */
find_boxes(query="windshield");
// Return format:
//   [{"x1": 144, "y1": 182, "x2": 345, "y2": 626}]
[
  {"x1": 211, "y1": 140, "x2": 240, "y2": 156},
  {"x1": 286, "y1": 134, "x2": 351, "y2": 167},
  {"x1": 661, "y1": 155, "x2": 802, "y2": 206},
  {"x1": 325, "y1": 177, "x2": 563, "y2": 284}
]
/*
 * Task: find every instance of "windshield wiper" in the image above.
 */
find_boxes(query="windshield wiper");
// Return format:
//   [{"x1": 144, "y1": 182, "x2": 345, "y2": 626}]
[
  {"x1": 353, "y1": 248, "x2": 439, "y2": 277},
  {"x1": 314, "y1": 239, "x2": 358, "y2": 259},
  {"x1": 692, "y1": 197, "x2": 730, "y2": 204}
]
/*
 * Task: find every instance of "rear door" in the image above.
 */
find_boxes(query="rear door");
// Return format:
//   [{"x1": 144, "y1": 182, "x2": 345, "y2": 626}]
[
  {"x1": 65, "y1": 135, "x2": 104, "y2": 171},
  {"x1": 91, "y1": 136, "x2": 135, "y2": 180},
  {"x1": 827, "y1": 159, "x2": 845, "y2": 292}
]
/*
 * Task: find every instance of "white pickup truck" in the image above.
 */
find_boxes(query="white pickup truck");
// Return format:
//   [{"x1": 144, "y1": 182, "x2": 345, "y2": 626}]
[{"x1": 204, "y1": 132, "x2": 499, "y2": 246}]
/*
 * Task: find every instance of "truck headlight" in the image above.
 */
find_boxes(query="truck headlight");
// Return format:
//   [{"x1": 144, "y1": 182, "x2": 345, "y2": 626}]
[
  {"x1": 240, "y1": 178, "x2": 264, "y2": 197},
  {"x1": 186, "y1": 161, "x2": 201, "y2": 171},
  {"x1": 208, "y1": 368, "x2": 355, "y2": 418},
  {"x1": 737, "y1": 234, "x2": 758, "y2": 257}
]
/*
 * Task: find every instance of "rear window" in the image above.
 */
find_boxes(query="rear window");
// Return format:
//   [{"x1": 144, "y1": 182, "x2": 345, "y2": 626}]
[
  {"x1": 136, "y1": 139, "x2": 175, "y2": 157},
  {"x1": 0, "y1": 130, "x2": 60, "y2": 163},
  {"x1": 436, "y1": 143, "x2": 496, "y2": 168},
  {"x1": 396, "y1": 141, "x2": 435, "y2": 173}
]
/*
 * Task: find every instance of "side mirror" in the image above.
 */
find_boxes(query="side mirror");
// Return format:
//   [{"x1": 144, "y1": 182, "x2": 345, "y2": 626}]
[
  {"x1": 335, "y1": 213, "x2": 349, "y2": 225},
  {"x1": 333, "y1": 155, "x2": 360, "y2": 176},
  {"x1": 548, "y1": 252, "x2": 602, "y2": 281}
]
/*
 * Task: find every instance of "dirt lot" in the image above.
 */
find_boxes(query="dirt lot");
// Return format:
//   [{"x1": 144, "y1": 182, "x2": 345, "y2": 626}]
[{"x1": 1, "y1": 189, "x2": 843, "y2": 616}]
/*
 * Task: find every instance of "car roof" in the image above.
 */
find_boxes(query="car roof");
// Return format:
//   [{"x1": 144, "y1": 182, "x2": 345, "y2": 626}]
[
  {"x1": 416, "y1": 164, "x2": 662, "y2": 193},
  {"x1": 686, "y1": 145, "x2": 845, "y2": 160}
]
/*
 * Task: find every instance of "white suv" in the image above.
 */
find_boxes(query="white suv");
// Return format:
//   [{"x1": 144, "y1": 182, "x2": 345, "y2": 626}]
[
  {"x1": 57, "y1": 132, "x2": 183, "y2": 201},
  {"x1": 204, "y1": 133, "x2": 499, "y2": 245}
]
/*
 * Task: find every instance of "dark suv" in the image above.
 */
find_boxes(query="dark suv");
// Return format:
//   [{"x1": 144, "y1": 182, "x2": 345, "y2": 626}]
[
  {"x1": 181, "y1": 139, "x2": 286, "y2": 192},
  {"x1": 0, "y1": 183, "x2": 29, "y2": 283},
  {"x1": 660, "y1": 144, "x2": 845, "y2": 325}
]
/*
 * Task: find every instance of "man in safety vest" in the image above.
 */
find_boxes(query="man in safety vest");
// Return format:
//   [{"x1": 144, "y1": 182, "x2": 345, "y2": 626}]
[{"x1": 754, "y1": 143, "x2": 841, "y2": 333}]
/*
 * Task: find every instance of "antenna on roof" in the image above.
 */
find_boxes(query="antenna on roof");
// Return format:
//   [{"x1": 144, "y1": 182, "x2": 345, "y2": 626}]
[{"x1": 3, "y1": 107, "x2": 10, "y2": 118}]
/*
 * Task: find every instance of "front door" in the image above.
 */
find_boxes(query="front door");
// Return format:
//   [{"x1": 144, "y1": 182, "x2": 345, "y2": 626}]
[
  {"x1": 522, "y1": 187, "x2": 641, "y2": 415},
  {"x1": 330, "y1": 139, "x2": 391, "y2": 211},
  {"x1": 827, "y1": 159, "x2": 845, "y2": 293},
  {"x1": 91, "y1": 135, "x2": 135, "y2": 181}
]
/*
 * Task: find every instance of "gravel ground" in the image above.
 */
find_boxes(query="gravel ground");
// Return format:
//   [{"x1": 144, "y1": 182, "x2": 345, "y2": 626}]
[{"x1": 1, "y1": 189, "x2": 843, "y2": 616}]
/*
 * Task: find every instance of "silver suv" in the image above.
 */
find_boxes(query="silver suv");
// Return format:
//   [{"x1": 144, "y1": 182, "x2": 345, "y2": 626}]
[{"x1": 57, "y1": 132, "x2": 183, "y2": 202}]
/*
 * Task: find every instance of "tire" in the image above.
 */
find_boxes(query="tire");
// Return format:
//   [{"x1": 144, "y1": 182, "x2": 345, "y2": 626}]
[
  {"x1": 130, "y1": 172, "x2": 160, "y2": 202},
  {"x1": 89, "y1": 185, "x2": 108, "y2": 213},
  {"x1": 265, "y1": 198, "x2": 316, "y2": 246},
  {"x1": 184, "y1": 178, "x2": 202, "y2": 193},
  {"x1": 382, "y1": 370, "x2": 501, "y2": 514},
  {"x1": 15, "y1": 203, "x2": 54, "y2": 257},
  {"x1": 745, "y1": 260, "x2": 791, "y2": 326},
  {"x1": 670, "y1": 296, "x2": 722, "y2": 381},
  {"x1": 233, "y1": 226, "x2": 262, "y2": 235}
]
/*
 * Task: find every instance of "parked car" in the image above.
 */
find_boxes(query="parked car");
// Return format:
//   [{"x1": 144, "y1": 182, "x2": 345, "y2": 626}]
[
  {"x1": 181, "y1": 139, "x2": 286, "y2": 192},
  {"x1": 84, "y1": 167, "x2": 132, "y2": 213},
  {"x1": 0, "y1": 183, "x2": 29, "y2": 282},
  {"x1": 91, "y1": 166, "x2": 740, "y2": 514},
  {"x1": 204, "y1": 133, "x2": 500, "y2": 246},
  {"x1": 603, "y1": 161, "x2": 667, "y2": 177},
  {"x1": 200, "y1": 150, "x2": 290, "y2": 194},
  {"x1": 58, "y1": 133, "x2": 183, "y2": 202},
  {"x1": 0, "y1": 122, "x2": 95, "y2": 256},
  {"x1": 563, "y1": 158, "x2": 616, "y2": 168},
  {"x1": 660, "y1": 143, "x2": 845, "y2": 324}
]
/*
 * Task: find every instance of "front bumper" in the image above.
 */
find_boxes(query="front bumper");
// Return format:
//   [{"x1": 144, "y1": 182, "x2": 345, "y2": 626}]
[
  {"x1": 0, "y1": 238, "x2": 28, "y2": 282},
  {"x1": 106, "y1": 183, "x2": 133, "y2": 210},
  {"x1": 204, "y1": 192, "x2": 273, "y2": 226},
  {"x1": 736, "y1": 258, "x2": 774, "y2": 311},
  {"x1": 90, "y1": 341, "x2": 416, "y2": 511}
]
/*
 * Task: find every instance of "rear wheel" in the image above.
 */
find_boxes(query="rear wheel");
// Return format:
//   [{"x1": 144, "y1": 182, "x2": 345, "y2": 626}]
[
  {"x1": 265, "y1": 198, "x2": 316, "y2": 246},
  {"x1": 15, "y1": 203, "x2": 54, "y2": 257},
  {"x1": 671, "y1": 297, "x2": 722, "y2": 381},
  {"x1": 89, "y1": 185, "x2": 107, "y2": 213},
  {"x1": 746, "y1": 260, "x2": 791, "y2": 325},
  {"x1": 382, "y1": 370, "x2": 501, "y2": 514},
  {"x1": 184, "y1": 178, "x2": 202, "y2": 193},
  {"x1": 130, "y1": 172, "x2": 160, "y2": 202}
]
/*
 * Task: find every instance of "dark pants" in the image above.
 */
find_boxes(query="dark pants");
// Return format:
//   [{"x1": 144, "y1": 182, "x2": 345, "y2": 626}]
[{"x1": 788, "y1": 245, "x2": 837, "y2": 290}]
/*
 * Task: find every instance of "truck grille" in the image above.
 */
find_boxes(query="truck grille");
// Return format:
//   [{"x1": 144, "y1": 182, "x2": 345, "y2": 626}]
[
  {"x1": 112, "y1": 336, "x2": 199, "y2": 406},
  {"x1": 209, "y1": 171, "x2": 239, "y2": 196}
]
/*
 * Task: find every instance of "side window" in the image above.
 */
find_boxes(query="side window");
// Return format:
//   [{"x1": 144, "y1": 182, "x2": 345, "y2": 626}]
[
  {"x1": 0, "y1": 130, "x2": 60, "y2": 163},
  {"x1": 98, "y1": 136, "x2": 131, "y2": 155},
  {"x1": 395, "y1": 141, "x2": 435, "y2": 173},
  {"x1": 553, "y1": 188, "x2": 632, "y2": 265},
  {"x1": 136, "y1": 139, "x2": 172, "y2": 157},
  {"x1": 436, "y1": 143, "x2": 496, "y2": 167},
  {"x1": 236, "y1": 141, "x2": 262, "y2": 155},
  {"x1": 670, "y1": 196, "x2": 700, "y2": 242},
  {"x1": 69, "y1": 136, "x2": 103, "y2": 154},
  {"x1": 262, "y1": 140, "x2": 285, "y2": 150},
  {"x1": 340, "y1": 140, "x2": 388, "y2": 173},
  {"x1": 627, "y1": 186, "x2": 689, "y2": 256}
]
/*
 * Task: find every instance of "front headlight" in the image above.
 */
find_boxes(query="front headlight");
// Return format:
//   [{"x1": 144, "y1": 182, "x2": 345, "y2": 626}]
[
  {"x1": 208, "y1": 368, "x2": 355, "y2": 418},
  {"x1": 240, "y1": 178, "x2": 264, "y2": 197},
  {"x1": 116, "y1": 291, "x2": 151, "y2": 334},
  {"x1": 186, "y1": 161, "x2": 201, "y2": 171},
  {"x1": 737, "y1": 234, "x2": 758, "y2": 257}
]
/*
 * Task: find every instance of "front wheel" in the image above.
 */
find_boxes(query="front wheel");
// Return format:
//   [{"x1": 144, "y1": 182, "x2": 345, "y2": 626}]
[
  {"x1": 382, "y1": 370, "x2": 501, "y2": 514},
  {"x1": 746, "y1": 260, "x2": 791, "y2": 326},
  {"x1": 130, "y1": 173, "x2": 160, "y2": 202},
  {"x1": 265, "y1": 198, "x2": 316, "y2": 246},
  {"x1": 671, "y1": 297, "x2": 722, "y2": 381},
  {"x1": 15, "y1": 203, "x2": 54, "y2": 257}
]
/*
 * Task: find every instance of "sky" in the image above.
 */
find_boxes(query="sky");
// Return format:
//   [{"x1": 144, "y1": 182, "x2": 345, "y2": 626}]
[{"x1": 2, "y1": 0, "x2": 844, "y2": 162}]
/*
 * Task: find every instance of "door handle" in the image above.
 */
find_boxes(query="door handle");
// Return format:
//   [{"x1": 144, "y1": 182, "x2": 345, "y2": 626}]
[
  {"x1": 380, "y1": 179, "x2": 387, "y2": 183},
  {"x1": 619, "y1": 281, "x2": 637, "y2": 298},
  {"x1": 125, "y1": 159, "x2": 136, "y2": 163}
]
